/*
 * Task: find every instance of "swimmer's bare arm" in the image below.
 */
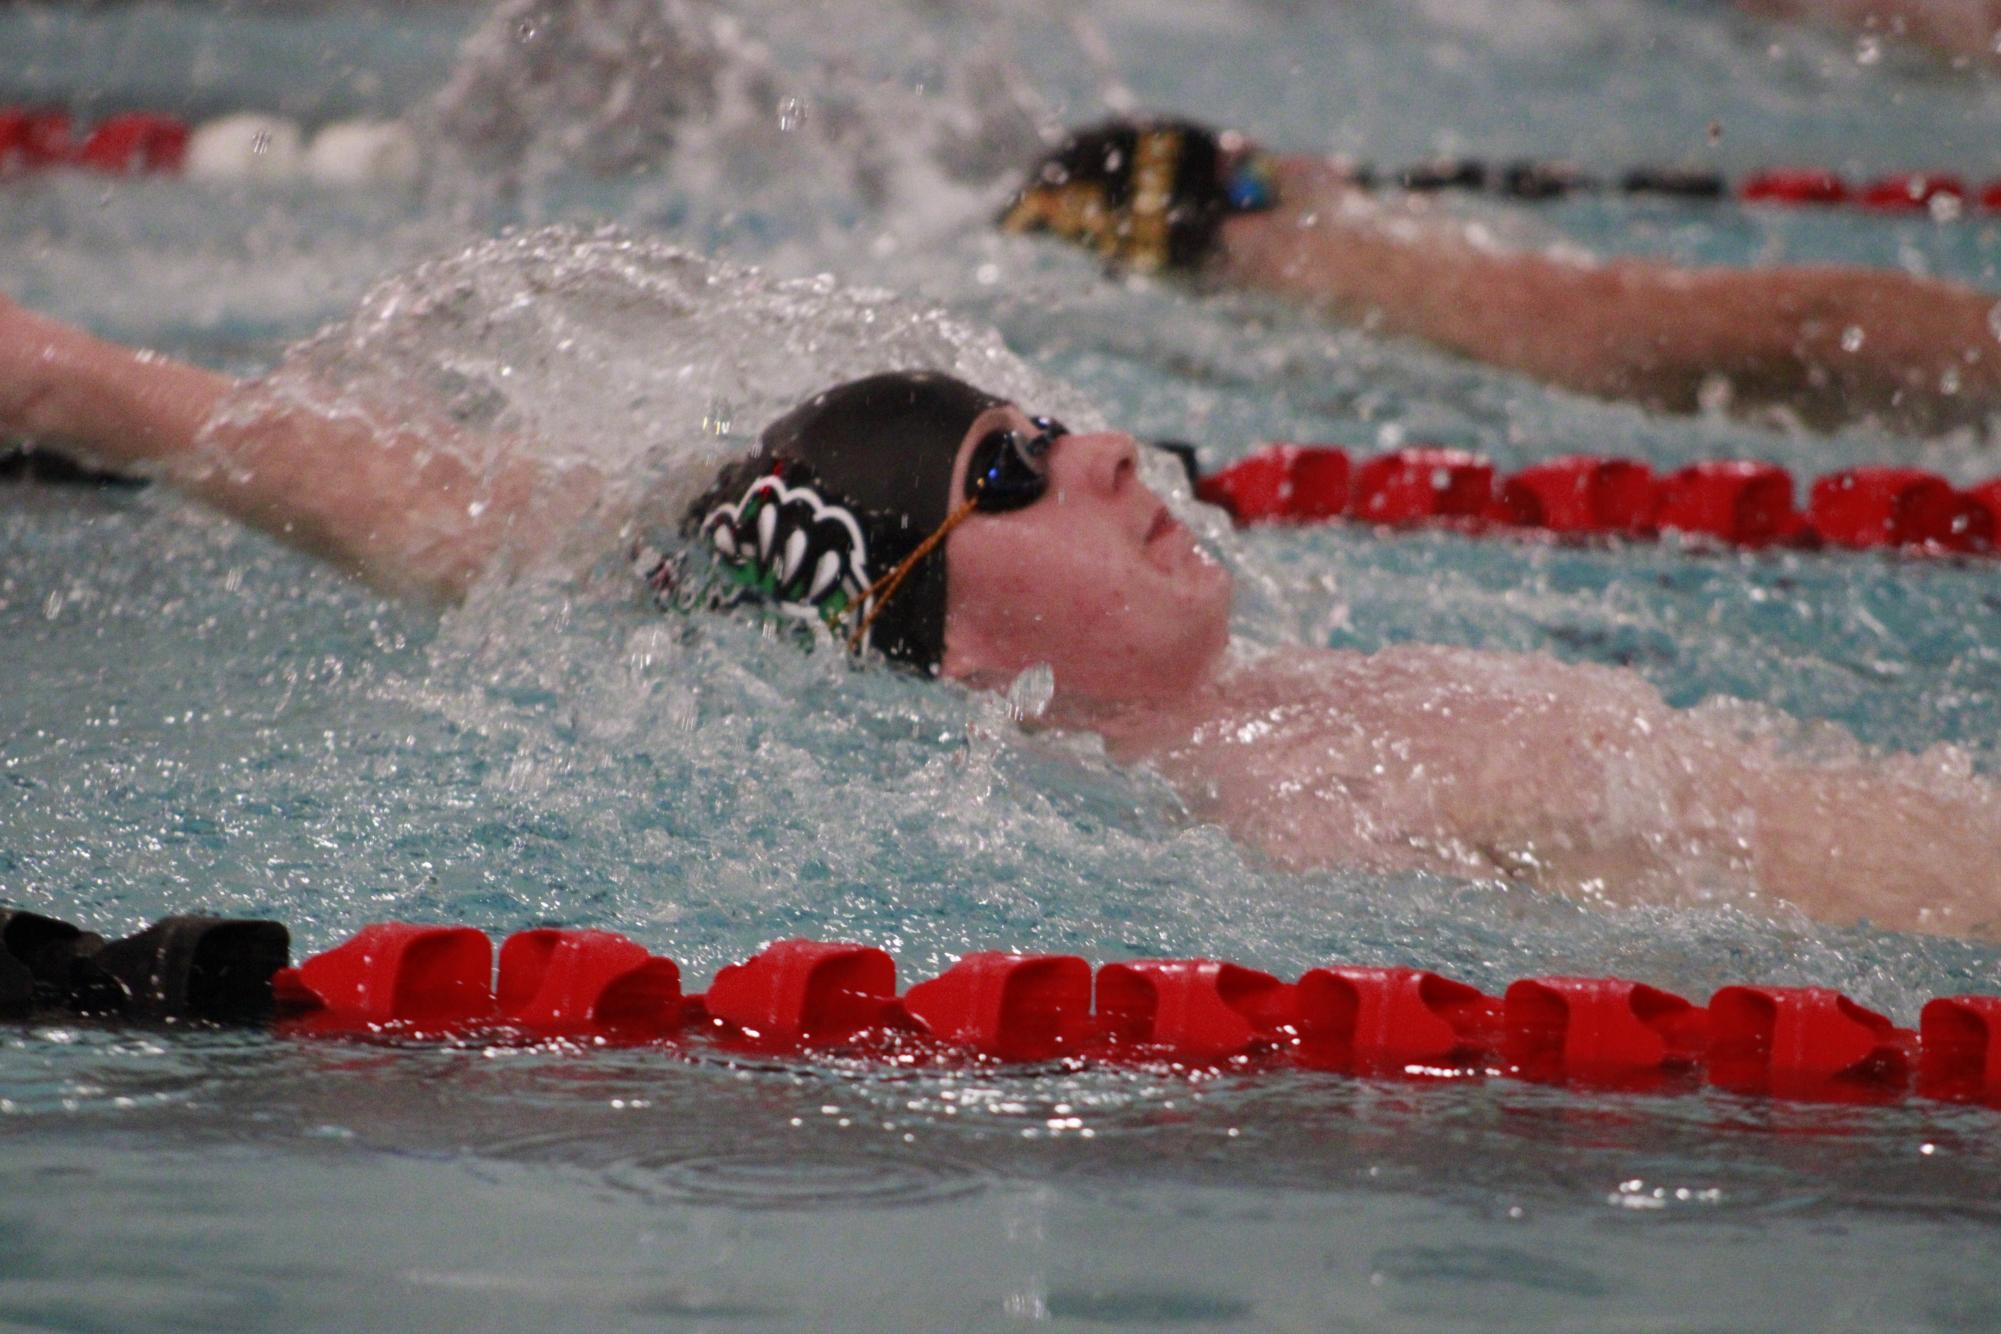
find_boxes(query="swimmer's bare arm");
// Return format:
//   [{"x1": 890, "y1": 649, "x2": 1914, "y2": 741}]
[
  {"x1": 1117, "y1": 647, "x2": 2001, "y2": 938},
  {"x1": 1737, "y1": 0, "x2": 2001, "y2": 67},
  {"x1": 1214, "y1": 161, "x2": 2001, "y2": 435},
  {"x1": 0, "y1": 296, "x2": 600, "y2": 601}
]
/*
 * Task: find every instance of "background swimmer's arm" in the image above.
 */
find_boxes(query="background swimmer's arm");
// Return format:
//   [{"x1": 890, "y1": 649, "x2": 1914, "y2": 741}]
[
  {"x1": 0, "y1": 296, "x2": 602, "y2": 602},
  {"x1": 1736, "y1": 0, "x2": 2001, "y2": 67},
  {"x1": 1214, "y1": 162, "x2": 2001, "y2": 435}
]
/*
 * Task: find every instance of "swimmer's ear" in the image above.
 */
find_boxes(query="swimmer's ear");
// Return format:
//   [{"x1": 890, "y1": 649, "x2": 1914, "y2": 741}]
[{"x1": 998, "y1": 117, "x2": 1276, "y2": 276}]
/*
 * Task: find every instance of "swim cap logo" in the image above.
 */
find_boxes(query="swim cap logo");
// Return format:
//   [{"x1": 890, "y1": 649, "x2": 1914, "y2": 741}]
[{"x1": 699, "y1": 475, "x2": 874, "y2": 648}]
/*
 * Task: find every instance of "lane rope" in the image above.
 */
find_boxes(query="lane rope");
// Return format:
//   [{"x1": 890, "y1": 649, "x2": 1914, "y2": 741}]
[
  {"x1": 1353, "y1": 156, "x2": 2000, "y2": 217},
  {"x1": 0, "y1": 106, "x2": 419, "y2": 186},
  {"x1": 6, "y1": 910, "x2": 2000, "y2": 1106},
  {"x1": 4, "y1": 105, "x2": 1995, "y2": 214},
  {"x1": 1190, "y1": 444, "x2": 2001, "y2": 555}
]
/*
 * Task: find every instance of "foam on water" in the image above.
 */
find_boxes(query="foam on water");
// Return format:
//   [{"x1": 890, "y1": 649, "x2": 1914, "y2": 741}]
[
  {"x1": 202, "y1": 226, "x2": 1109, "y2": 591},
  {"x1": 426, "y1": 0, "x2": 1051, "y2": 258}
]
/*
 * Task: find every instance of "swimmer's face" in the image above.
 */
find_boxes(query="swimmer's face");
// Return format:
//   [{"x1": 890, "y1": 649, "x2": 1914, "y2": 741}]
[{"x1": 941, "y1": 406, "x2": 1233, "y2": 701}]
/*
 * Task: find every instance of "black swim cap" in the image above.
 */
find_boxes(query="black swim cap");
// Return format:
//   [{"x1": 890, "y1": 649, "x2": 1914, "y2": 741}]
[
  {"x1": 683, "y1": 371, "x2": 1005, "y2": 671},
  {"x1": 999, "y1": 117, "x2": 1269, "y2": 274}
]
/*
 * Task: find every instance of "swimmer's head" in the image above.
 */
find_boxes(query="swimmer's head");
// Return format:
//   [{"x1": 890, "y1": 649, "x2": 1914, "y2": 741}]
[
  {"x1": 998, "y1": 117, "x2": 1276, "y2": 275},
  {"x1": 681, "y1": 371, "x2": 1233, "y2": 700},
  {"x1": 685, "y1": 371, "x2": 1000, "y2": 670}
]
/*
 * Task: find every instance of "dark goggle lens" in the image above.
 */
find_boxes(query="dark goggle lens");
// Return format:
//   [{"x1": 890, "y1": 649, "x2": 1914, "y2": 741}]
[{"x1": 966, "y1": 417, "x2": 1067, "y2": 512}]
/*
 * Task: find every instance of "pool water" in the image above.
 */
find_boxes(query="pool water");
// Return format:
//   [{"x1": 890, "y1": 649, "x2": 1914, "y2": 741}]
[{"x1": 5, "y1": 0, "x2": 2001, "y2": 1327}]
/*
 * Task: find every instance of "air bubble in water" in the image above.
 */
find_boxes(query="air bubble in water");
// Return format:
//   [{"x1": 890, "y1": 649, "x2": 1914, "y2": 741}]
[
  {"x1": 1006, "y1": 664, "x2": 1055, "y2": 722},
  {"x1": 1840, "y1": 325, "x2": 1865, "y2": 353},
  {"x1": 777, "y1": 96, "x2": 808, "y2": 132},
  {"x1": 703, "y1": 398, "x2": 735, "y2": 436}
]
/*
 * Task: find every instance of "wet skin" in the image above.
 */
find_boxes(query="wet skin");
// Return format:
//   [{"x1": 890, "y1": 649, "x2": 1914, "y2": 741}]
[{"x1": 940, "y1": 406, "x2": 1232, "y2": 703}]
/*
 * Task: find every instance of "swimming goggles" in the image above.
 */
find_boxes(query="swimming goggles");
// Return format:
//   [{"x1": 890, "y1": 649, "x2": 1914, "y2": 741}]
[
  {"x1": 836, "y1": 414, "x2": 1068, "y2": 651},
  {"x1": 964, "y1": 416, "x2": 1069, "y2": 512}
]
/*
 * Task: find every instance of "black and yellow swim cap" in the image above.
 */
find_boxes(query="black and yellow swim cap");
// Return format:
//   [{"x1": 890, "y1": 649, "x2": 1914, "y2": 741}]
[
  {"x1": 998, "y1": 117, "x2": 1274, "y2": 274},
  {"x1": 678, "y1": 372, "x2": 1004, "y2": 672}
]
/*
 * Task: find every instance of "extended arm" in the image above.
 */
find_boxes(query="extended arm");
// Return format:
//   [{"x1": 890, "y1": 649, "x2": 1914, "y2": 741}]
[
  {"x1": 1213, "y1": 161, "x2": 2001, "y2": 435},
  {"x1": 0, "y1": 296, "x2": 602, "y2": 601},
  {"x1": 1737, "y1": 0, "x2": 2001, "y2": 67}
]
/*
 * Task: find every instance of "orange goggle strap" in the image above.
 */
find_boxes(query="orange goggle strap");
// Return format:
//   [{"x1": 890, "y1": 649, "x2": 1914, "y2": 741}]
[{"x1": 833, "y1": 487, "x2": 984, "y2": 655}]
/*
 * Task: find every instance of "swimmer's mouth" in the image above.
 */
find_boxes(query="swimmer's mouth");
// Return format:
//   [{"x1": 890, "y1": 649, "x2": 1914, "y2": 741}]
[{"x1": 1144, "y1": 505, "x2": 1177, "y2": 546}]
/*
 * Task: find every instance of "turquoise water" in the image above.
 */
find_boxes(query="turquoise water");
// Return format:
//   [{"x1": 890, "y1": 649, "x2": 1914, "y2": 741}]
[{"x1": 5, "y1": 0, "x2": 2001, "y2": 1327}]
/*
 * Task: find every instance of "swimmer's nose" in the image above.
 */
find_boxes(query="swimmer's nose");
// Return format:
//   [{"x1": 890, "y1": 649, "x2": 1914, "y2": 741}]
[{"x1": 1052, "y1": 431, "x2": 1139, "y2": 500}]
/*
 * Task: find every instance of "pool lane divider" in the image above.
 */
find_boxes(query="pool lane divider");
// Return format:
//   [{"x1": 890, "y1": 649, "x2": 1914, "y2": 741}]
[
  {"x1": 1194, "y1": 444, "x2": 2001, "y2": 555},
  {"x1": 6, "y1": 104, "x2": 2001, "y2": 216},
  {"x1": 244, "y1": 927, "x2": 2001, "y2": 1104},
  {"x1": 9, "y1": 910, "x2": 2001, "y2": 1107},
  {"x1": 1, "y1": 107, "x2": 420, "y2": 186},
  {"x1": 1363, "y1": 158, "x2": 2001, "y2": 216}
]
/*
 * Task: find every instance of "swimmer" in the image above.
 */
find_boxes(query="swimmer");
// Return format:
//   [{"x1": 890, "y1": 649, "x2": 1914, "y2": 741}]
[
  {"x1": 998, "y1": 119, "x2": 2001, "y2": 438},
  {"x1": 3, "y1": 288, "x2": 1998, "y2": 939}
]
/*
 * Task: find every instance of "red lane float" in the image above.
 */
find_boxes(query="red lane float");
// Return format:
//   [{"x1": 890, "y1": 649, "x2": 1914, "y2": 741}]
[
  {"x1": 1496, "y1": 457, "x2": 1656, "y2": 535},
  {"x1": 1919, "y1": 997, "x2": 2001, "y2": 1102},
  {"x1": 1, "y1": 107, "x2": 190, "y2": 175},
  {"x1": 1350, "y1": 448, "x2": 1494, "y2": 524},
  {"x1": 1198, "y1": 443, "x2": 2000, "y2": 559},
  {"x1": 1808, "y1": 467, "x2": 1991, "y2": 551},
  {"x1": 1503, "y1": 976, "x2": 1707, "y2": 1083},
  {"x1": 76, "y1": 113, "x2": 189, "y2": 174},
  {"x1": 902, "y1": 952, "x2": 1095, "y2": 1059},
  {"x1": 270, "y1": 924, "x2": 2001, "y2": 1108},
  {"x1": 274, "y1": 923, "x2": 682, "y2": 1037},
  {"x1": 1706, "y1": 986, "x2": 1914, "y2": 1099},
  {"x1": 497, "y1": 928, "x2": 683, "y2": 1036},
  {"x1": 1295, "y1": 966, "x2": 1498, "y2": 1071},
  {"x1": 1739, "y1": 167, "x2": 1849, "y2": 206},
  {"x1": 1856, "y1": 174, "x2": 1965, "y2": 213},
  {"x1": 274, "y1": 922, "x2": 492, "y2": 1026},
  {"x1": 1096, "y1": 959, "x2": 1295, "y2": 1058},
  {"x1": 0, "y1": 109, "x2": 73, "y2": 172},
  {"x1": 699, "y1": 939, "x2": 903, "y2": 1043},
  {"x1": 1653, "y1": 460, "x2": 1802, "y2": 546},
  {"x1": 1194, "y1": 445, "x2": 1349, "y2": 523}
]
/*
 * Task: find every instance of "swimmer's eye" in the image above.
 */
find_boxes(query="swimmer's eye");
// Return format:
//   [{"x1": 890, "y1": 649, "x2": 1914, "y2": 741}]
[{"x1": 966, "y1": 418, "x2": 1066, "y2": 513}]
